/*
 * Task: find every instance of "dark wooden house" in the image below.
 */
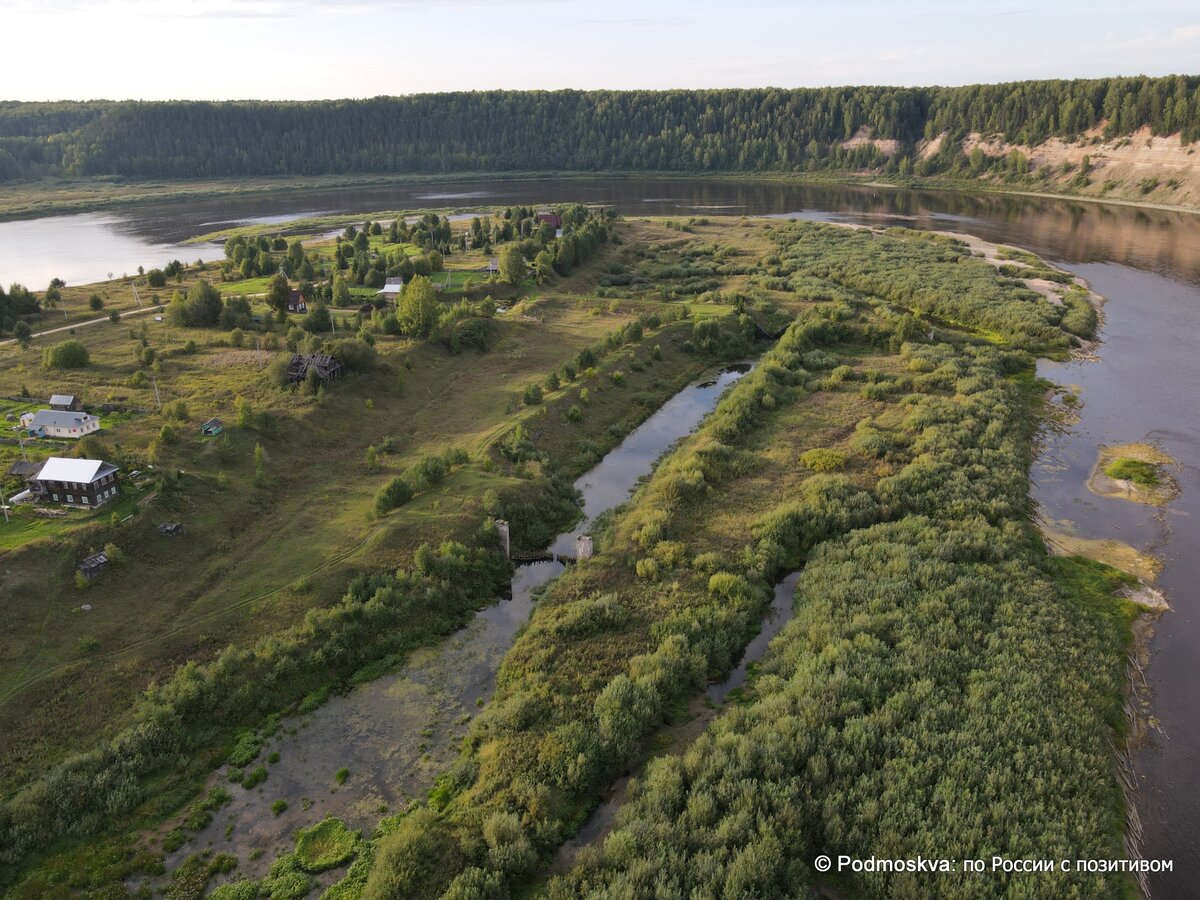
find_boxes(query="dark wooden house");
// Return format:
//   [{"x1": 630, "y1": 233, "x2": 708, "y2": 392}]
[
  {"x1": 287, "y1": 289, "x2": 308, "y2": 314},
  {"x1": 29, "y1": 457, "x2": 120, "y2": 508},
  {"x1": 49, "y1": 393, "x2": 84, "y2": 411}
]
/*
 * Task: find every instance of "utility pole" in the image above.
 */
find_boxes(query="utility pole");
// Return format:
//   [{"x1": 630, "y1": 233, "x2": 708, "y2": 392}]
[
  {"x1": 12, "y1": 425, "x2": 27, "y2": 461},
  {"x1": 151, "y1": 375, "x2": 162, "y2": 411}
]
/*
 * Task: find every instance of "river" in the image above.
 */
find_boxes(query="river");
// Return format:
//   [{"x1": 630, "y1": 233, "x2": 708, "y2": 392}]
[{"x1": 5, "y1": 177, "x2": 1198, "y2": 897}]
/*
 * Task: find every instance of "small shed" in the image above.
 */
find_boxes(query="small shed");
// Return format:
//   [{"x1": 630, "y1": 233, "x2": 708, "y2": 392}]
[
  {"x1": 78, "y1": 552, "x2": 110, "y2": 580},
  {"x1": 484, "y1": 257, "x2": 500, "y2": 274},
  {"x1": 200, "y1": 418, "x2": 224, "y2": 437},
  {"x1": 50, "y1": 394, "x2": 83, "y2": 411},
  {"x1": 7, "y1": 460, "x2": 42, "y2": 481},
  {"x1": 159, "y1": 522, "x2": 185, "y2": 536}
]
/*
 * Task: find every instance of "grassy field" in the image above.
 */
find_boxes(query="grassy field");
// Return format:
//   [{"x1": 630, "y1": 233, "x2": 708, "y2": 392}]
[{"x1": 0, "y1": 219, "x2": 720, "y2": 798}]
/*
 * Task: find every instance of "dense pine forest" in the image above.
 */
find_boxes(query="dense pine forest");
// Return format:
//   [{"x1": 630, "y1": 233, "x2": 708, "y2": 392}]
[{"x1": 0, "y1": 75, "x2": 1197, "y2": 181}]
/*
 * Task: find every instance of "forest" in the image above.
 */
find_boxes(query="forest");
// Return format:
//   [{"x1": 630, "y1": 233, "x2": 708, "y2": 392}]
[{"x1": 0, "y1": 75, "x2": 1197, "y2": 181}]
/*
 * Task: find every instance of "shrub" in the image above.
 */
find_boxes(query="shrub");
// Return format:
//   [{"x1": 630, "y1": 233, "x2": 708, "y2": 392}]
[
  {"x1": 42, "y1": 339, "x2": 89, "y2": 369},
  {"x1": 635, "y1": 558, "x2": 659, "y2": 581},
  {"x1": 271, "y1": 799, "x2": 288, "y2": 816},
  {"x1": 226, "y1": 730, "x2": 262, "y2": 768},
  {"x1": 523, "y1": 383, "x2": 543, "y2": 406},
  {"x1": 800, "y1": 448, "x2": 847, "y2": 472},
  {"x1": 566, "y1": 404, "x2": 583, "y2": 423},
  {"x1": 375, "y1": 477, "x2": 413, "y2": 513},
  {"x1": 242, "y1": 765, "x2": 268, "y2": 789}
]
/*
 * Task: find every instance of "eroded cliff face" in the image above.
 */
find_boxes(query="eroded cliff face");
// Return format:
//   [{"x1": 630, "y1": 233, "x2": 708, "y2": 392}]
[{"x1": 926, "y1": 124, "x2": 1200, "y2": 208}]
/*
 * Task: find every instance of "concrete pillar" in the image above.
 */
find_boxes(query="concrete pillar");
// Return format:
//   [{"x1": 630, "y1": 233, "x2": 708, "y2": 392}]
[
  {"x1": 496, "y1": 519, "x2": 510, "y2": 558},
  {"x1": 575, "y1": 534, "x2": 593, "y2": 561}
]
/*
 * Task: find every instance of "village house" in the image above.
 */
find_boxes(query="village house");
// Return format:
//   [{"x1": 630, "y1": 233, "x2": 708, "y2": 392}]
[
  {"x1": 377, "y1": 277, "x2": 404, "y2": 302},
  {"x1": 20, "y1": 409, "x2": 100, "y2": 439},
  {"x1": 287, "y1": 289, "x2": 308, "y2": 314},
  {"x1": 49, "y1": 394, "x2": 83, "y2": 411},
  {"x1": 27, "y1": 457, "x2": 120, "y2": 508}
]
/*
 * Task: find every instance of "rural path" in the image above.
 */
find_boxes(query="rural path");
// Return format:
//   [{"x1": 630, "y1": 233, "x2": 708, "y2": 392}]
[{"x1": 0, "y1": 303, "x2": 162, "y2": 347}]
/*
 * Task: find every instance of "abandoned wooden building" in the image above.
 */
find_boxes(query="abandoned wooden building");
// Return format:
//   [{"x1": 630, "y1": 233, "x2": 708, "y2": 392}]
[
  {"x1": 77, "y1": 551, "x2": 110, "y2": 580},
  {"x1": 286, "y1": 353, "x2": 345, "y2": 386}
]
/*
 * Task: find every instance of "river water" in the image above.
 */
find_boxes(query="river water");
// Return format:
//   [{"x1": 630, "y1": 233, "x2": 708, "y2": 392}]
[
  {"x1": 149, "y1": 365, "x2": 750, "y2": 886},
  {"x1": 6, "y1": 177, "x2": 1199, "y2": 896}
]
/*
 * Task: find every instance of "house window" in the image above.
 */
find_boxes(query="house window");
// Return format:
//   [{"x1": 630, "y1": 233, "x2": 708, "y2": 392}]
[
  {"x1": 81, "y1": 496, "x2": 89, "y2": 504},
  {"x1": 66, "y1": 495, "x2": 74, "y2": 503},
  {"x1": 52, "y1": 494, "x2": 59, "y2": 501}
]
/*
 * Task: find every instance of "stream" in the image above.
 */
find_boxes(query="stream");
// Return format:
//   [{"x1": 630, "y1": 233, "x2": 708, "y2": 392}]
[{"x1": 147, "y1": 363, "x2": 752, "y2": 886}]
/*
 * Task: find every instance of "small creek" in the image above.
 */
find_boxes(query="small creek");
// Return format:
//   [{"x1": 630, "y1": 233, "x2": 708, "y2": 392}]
[{"x1": 148, "y1": 363, "x2": 752, "y2": 885}]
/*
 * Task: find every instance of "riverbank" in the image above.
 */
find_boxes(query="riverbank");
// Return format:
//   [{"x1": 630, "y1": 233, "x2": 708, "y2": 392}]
[{"x1": 6, "y1": 168, "x2": 1200, "y2": 226}]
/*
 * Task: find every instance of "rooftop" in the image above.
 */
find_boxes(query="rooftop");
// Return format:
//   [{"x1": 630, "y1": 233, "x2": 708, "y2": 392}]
[
  {"x1": 35, "y1": 457, "x2": 118, "y2": 484},
  {"x1": 24, "y1": 409, "x2": 96, "y2": 430}
]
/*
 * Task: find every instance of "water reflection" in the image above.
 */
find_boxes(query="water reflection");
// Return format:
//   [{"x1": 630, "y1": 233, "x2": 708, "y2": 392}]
[{"x1": 4, "y1": 177, "x2": 1200, "y2": 287}]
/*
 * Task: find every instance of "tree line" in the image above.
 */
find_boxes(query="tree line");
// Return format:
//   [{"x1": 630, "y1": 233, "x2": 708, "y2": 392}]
[{"x1": 0, "y1": 77, "x2": 1197, "y2": 181}]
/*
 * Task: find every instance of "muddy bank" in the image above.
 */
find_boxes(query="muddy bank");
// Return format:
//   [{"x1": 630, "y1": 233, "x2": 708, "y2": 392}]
[{"x1": 1087, "y1": 442, "x2": 1178, "y2": 507}]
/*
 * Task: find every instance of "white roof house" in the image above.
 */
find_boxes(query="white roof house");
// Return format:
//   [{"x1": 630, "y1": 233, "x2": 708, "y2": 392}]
[
  {"x1": 20, "y1": 409, "x2": 100, "y2": 439},
  {"x1": 34, "y1": 457, "x2": 117, "y2": 483},
  {"x1": 377, "y1": 278, "x2": 404, "y2": 298},
  {"x1": 30, "y1": 457, "x2": 121, "y2": 507}
]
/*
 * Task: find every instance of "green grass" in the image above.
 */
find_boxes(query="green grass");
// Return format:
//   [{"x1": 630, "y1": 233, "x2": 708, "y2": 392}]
[
  {"x1": 0, "y1": 490, "x2": 141, "y2": 552},
  {"x1": 1105, "y1": 457, "x2": 1160, "y2": 486},
  {"x1": 294, "y1": 817, "x2": 358, "y2": 873}
]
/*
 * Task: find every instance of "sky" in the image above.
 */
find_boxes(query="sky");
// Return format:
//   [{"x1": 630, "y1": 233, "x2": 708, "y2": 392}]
[{"x1": 3, "y1": 0, "x2": 1200, "y2": 101}]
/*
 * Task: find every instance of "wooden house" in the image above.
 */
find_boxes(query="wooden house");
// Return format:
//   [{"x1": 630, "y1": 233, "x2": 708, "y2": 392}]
[
  {"x1": 535, "y1": 213, "x2": 563, "y2": 229},
  {"x1": 377, "y1": 278, "x2": 404, "y2": 302},
  {"x1": 49, "y1": 394, "x2": 83, "y2": 411},
  {"x1": 287, "y1": 289, "x2": 308, "y2": 314},
  {"x1": 29, "y1": 457, "x2": 120, "y2": 508}
]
